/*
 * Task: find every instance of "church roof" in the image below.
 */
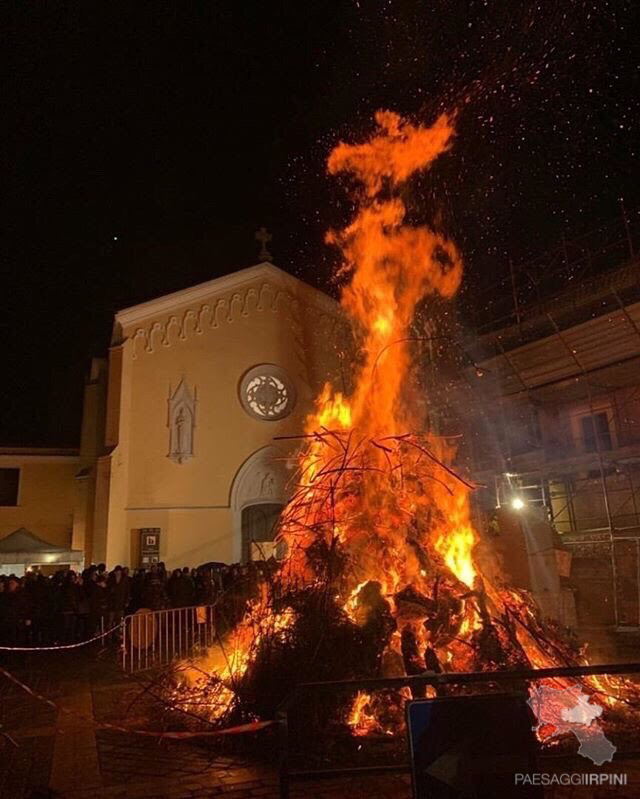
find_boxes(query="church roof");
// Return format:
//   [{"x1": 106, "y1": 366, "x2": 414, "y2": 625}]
[
  {"x1": 0, "y1": 528, "x2": 70, "y2": 553},
  {"x1": 0, "y1": 447, "x2": 78, "y2": 459},
  {"x1": 114, "y1": 261, "x2": 338, "y2": 330}
]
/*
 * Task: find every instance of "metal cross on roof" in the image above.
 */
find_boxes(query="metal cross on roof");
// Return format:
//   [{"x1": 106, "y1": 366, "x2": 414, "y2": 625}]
[{"x1": 255, "y1": 227, "x2": 273, "y2": 262}]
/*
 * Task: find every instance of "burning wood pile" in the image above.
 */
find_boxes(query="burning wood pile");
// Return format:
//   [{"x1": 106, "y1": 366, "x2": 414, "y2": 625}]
[{"x1": 171, "y1": 110, "x2": 637, "y2": 744}]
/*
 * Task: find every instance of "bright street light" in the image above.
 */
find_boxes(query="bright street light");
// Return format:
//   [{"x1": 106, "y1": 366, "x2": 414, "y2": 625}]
[{"x1": 511, "y1": 497, "x2": 525, "y2": 510}]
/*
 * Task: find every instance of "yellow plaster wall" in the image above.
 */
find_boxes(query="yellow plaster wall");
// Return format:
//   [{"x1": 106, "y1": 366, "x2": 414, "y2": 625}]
[
  {"x1": 101, "y1": 341, "x2": 133, "y2": 567},
  {"x1": 126, "y1": 315, "x2": 312, "y2": 508},
  {"x1": 0, "y1": 458, "x2": 78, "y2": 547},
  {"x1": 124, "y1": 508, "x2": 233, "y2": 569},
  {"x1": 105, "y1": 345, "x2": 123, "y2": 448}
]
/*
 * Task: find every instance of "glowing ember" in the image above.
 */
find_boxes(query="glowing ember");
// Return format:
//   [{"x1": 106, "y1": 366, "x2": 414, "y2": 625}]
[
  {"x1": 347, "y1": 692, "x2": 379, "y2": 737},
  {"x1": 174, "y1": 602, "x2": 297, "y2": 721}
]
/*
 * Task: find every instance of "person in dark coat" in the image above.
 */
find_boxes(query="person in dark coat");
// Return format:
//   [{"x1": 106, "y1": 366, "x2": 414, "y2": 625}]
[
  {"x1": 195, "y1": 568, "x2": 215, "y2": 605},
  {"x1": 108, "y1": 566, "x2": 130, "y2": 629},
  {"x1": 24, "y1": 572, "x2": 54, "y2": 646},
  {"x1": 76, "y1": 574, "x2": 90, "y2": 639},
  {"x1": 130, "y1": 568, "x2": 145, "y2": 611},
  {"x1": 142, "y1": 564, "x2": 168, "y2": 610},
  {"x1": 0, "y1": 578, "x2": 6, "y2": 644},
  {"x1": 61, "y1": 571, "x2": 81, "y2": 643},
  {"x1": 167, "y1": 568, "x2": 195, "y2": 608},
  {"x1": 2, "y1": 576, "x2": 29, "y2": 645},
  {"x1": 167, "y1": 568, "x2": 181, "y2": 607},
  {"x1": 88, "y1": 574, "x2": 110, "y2": 637},
  {"x1": 181, "y1": 566, "x2": 196, "y2": 606},
  {"x1": 121, "y1": 566, "x2": 132, "y2": 612}
]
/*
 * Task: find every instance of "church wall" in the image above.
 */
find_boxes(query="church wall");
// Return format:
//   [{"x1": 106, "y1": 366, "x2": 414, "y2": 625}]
[
  {"x1": 72, "y1": 478, "x2": 91, "y2": 557},
  {"x1": 102, "y1": 337, "x2": 134, "y2": 567},
  {"x1": 125, "y1": 311, "x2": 309, "y2": 509},
  {"x1": 0, "y1": 455, "x2": 78, "y2": 547},
  {"x1": 94, "y1": 455, "x2": 113, "y2": 565},
  {"x1": 125, "y1": 508, "x2": 233, "y2": 569},
  {"x1": 72, "y1": 358, "x2": 108, "y2": 560},
  {"x1": 102, "y1": 268, "x2": 348, "y2": 568},
  {"x1": 105, "y1": 345, "x2": 123, "y2": 448}
]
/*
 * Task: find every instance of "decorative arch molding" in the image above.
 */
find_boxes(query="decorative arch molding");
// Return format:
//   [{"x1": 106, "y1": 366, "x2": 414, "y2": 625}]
[
  {"x1": 130, "y1": 280, "x2": 346, "y2": 359},
  {"x1": 229, "y1": 444, "x2": 292, "y2": 562}
]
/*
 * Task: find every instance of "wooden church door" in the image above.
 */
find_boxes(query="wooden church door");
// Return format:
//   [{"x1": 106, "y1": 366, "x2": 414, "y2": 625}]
[{"x1": 241, "y1": 503, "x2": 284, "y2": 563}]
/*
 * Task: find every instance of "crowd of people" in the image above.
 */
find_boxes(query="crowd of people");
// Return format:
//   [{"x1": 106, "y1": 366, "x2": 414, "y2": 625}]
[{"x1": 0, "y1": 560, "x2": 267, "y2": 648}]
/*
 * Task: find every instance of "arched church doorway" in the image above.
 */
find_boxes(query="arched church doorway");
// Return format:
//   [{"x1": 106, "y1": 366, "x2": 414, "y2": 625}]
[
  {"x1": 241, "y1": 503, "x2": 284, "y2": 563},
  {"x1": 230, "y1": 444, "x2": 291, "y2": 563}
]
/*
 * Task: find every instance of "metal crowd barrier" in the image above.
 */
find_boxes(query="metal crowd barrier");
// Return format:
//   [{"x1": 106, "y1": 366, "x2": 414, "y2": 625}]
[
  {"x1": 121, "y1": 604, "x2": 216, "y2": 672},
  {"x1": 277, "y1": 661, "x2": 640, "y2": 799}
]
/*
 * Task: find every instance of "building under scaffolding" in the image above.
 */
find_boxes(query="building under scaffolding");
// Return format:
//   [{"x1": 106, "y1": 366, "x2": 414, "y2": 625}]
[{"x1": 460, "y1": 210, "x2": 640, "y2": 632}]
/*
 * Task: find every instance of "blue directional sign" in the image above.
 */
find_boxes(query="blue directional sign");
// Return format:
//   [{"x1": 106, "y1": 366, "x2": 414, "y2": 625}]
[{"x1": 406, "y1": 693, "x2": 542, "y2": 798}]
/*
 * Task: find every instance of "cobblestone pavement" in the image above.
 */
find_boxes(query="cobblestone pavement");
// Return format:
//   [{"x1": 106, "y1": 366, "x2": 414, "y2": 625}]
[
  {"x1": 0, "y1": 651, "x2": 412, "y2": 798},
  {"x1": 2, "y1": 651, "x2": 640, "y2": 798}
]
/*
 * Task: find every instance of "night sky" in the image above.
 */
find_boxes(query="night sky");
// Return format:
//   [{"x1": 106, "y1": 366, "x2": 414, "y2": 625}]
[{"x1": 5, "y1": 1, "x2": 639, "y2": 446}]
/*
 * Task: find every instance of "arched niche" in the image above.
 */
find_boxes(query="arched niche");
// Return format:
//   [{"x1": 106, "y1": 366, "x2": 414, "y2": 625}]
[
  {"x1": 167, "y1": 379, "x2": 197, "y2": 463},
  {"x1": 229, "y1": 444, "x2": 291, "y2": 563}
]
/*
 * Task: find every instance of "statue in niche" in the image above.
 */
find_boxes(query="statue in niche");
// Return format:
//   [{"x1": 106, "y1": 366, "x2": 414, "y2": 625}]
[
  {"x1": 167, "y1": 379, "x2": 196, "y2": 464},
  {"x1": 260, "y1": 471, "x2": 276, "y2": 498},
  {"x1": 174, "y1": 407, "x2": 186, "y2": 453},
  {"x1": 249, "y1": 468, "x2": 280, "y2": 500}
]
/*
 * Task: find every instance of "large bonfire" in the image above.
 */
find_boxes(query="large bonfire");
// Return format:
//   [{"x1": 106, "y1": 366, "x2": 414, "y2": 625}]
[{"x1": 172, "y1": 111, "x2": 633, "y2": 742}]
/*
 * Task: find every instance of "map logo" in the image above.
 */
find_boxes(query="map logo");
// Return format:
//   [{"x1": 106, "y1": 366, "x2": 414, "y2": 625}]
[{"x1": 527, "y1": 684, "x2": 616, "y2": 766}]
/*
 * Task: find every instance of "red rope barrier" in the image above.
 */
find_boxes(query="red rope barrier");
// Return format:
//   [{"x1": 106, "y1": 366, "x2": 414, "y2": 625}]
[
  {"x1": 0, "y1": 664, "x2": 275, "y2": 738},
  {"x1": 0, "y1": 622, "x2": 124, "y2": 651}
]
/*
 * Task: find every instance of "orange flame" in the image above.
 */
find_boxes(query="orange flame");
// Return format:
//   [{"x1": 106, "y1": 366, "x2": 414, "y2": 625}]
[
  {"x1": 434, "y1": 493, "x2": 476, "y2": 588},
  {"x1": 347, "y1": 691, "x2": 379, "y2": 736},
  {"x1": 172, "y1": 111, "x2": 633, "y2": 735},
  {"x1": 286, "y1": 109, "x2": 474, "y2": 597},
  {"x1": 327, "y1": 111, "x2": 455, "y2": 196},
  {"x1": 323, "y1": 112, "x2": 461, "y2": 441}
]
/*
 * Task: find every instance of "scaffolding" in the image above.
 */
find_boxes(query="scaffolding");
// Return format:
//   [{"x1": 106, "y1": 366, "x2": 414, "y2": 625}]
[
  {"x1": 464, "y1": 201, "x2": 640, "y2": 334},
  {"x1": 465, "y1": 209, "x2": 640, "y2": 629}
]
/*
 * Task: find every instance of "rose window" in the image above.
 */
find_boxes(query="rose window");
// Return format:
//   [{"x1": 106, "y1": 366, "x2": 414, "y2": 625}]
[{"x1": 240, "y1": 366, "x2": 296, "y2": 421}]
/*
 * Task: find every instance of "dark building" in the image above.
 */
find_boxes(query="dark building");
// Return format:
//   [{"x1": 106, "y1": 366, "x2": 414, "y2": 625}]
[{"x1": 462, "y1": 248, "x2": 640, "y2": 636}]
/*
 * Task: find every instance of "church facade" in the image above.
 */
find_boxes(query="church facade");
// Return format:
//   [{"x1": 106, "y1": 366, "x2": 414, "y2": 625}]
[
  {"x1": 0, "y1": 262, "x2": 348, "y2": 571},
  {"x1": 82, "y1": 262, "x2": 347, "y2": 569}
]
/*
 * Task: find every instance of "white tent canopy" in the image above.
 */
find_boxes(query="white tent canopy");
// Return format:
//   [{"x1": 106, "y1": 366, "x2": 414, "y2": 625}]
[{"x1": 0, "y1": 528, "x2": 84, "y2": 576}]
